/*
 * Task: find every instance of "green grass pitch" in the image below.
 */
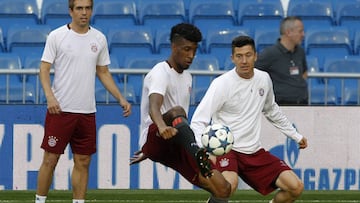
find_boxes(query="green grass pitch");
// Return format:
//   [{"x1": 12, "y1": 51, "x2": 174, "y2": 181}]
[{"x1": 0, "y1": 189, "x2": 360, "y2": 203}]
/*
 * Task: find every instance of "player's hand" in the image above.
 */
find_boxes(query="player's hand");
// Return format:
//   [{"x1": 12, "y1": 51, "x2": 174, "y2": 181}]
[
  {"x1": 47, "y1": 96, "x2": 61, "y2": 114},
  {"x1": 120, "y1": 99, "x2": 131, "y2": 117},
  {"x1": 298, "y1": 137, "x2": 308, "y2": 149},
  {"x1": 130, "y1": 150, "x2": 148, "y2": 165},
  {"x1": 158, "y1": 126, "x2": 178, "y2": 139}
]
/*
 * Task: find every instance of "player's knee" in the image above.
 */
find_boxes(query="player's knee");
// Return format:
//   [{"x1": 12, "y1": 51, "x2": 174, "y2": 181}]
[
  {"x1": 290, "y1": 181, "x2": 304, "y2": 198},
  {"x1": 42, "y1": 152, "x2": 60, "y2": 169},
  {"x1": 213, "y1": 181, "x2": 232, "y2": 198},
  {"x1": 74, "y1": 155, "x2": 91, "y2": 169}
]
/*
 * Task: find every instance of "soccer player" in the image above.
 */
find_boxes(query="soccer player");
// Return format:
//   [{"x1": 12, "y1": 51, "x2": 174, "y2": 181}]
[
  {"x1": 130, "y1": 23, "x2": 231, "y2": 203},
  {"x1": 191, "y1": 35, "x2": 308, "y2": 203},
  {"x1": 35, "y1": 0, "x2": 131, "y2": 203}
]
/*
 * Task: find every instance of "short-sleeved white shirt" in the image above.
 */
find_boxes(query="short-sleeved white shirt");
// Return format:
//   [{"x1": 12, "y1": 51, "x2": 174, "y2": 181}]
[
  {"x1": 139, "y1": 61, "x2": 192, "y2": 147},
  {"x1": 41, "y1": 25, "x2": 110, "y2": 113}
]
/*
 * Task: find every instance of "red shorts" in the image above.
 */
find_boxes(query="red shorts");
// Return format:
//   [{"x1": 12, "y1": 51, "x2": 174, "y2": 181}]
[
  {"x1": 214, "y1": 148, "x2": 291, "y2": 195},
  {"x1": 141, "y1": 123, "x2": 201, "y2": 186},
  {"x1": 41, "y1": 111, "x2": 97, "y2": 155}
]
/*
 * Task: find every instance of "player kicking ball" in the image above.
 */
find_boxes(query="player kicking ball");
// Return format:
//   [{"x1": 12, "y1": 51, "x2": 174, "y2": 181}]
[{"x1": 130, "y1": 23, "x2": 232, "y2": 203}]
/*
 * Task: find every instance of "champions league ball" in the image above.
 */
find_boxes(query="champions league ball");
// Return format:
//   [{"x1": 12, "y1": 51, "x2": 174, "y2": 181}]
[{"x1": 201, "y1": 124, "x2": 234, "y2": 156}]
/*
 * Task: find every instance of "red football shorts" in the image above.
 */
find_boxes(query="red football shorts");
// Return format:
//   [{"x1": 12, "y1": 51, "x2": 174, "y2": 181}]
[
  {"x1": 214, "y1": 148, "x2": 292, "y2": 195},
  {"x1": 41, "y1": 111, "x2": 96, "y2": 155},
  {"x1": 141, "y1": 123, "x2": 201, "y2": 186}
]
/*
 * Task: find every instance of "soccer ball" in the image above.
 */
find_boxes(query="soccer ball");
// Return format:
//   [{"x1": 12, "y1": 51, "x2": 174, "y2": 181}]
[{"x1": 201, "y1": 123, "x2": 234, "y2": 156}]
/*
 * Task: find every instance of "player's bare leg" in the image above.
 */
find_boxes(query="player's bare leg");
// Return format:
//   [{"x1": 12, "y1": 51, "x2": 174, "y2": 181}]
[
  {"x1": 221, "y1": 170, "x2": 239, "y2": 195},
  {"x1": 36, "y1": 151, "x2": 61, "y2": 196},
  {"x1": 272, "y1": 170, "x2": 304, "y2": 203},
  {"x1": 72, "y1": 154, "x2": 91, "y2": 200},
  {"x1": 197, "y1": 156, "x2": 234, "y2": 203},
  {"x1": 198, "y1": 170, "x2": 231, "y2": 203}
]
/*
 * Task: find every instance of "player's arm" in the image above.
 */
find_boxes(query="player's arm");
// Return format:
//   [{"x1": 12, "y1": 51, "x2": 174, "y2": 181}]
[
  {"x1": 149, "y1": 93, "x2": 178, "y2": 139},
  {"x1": 96, "y1": 65, "x2": 131, "y2": 117},
  {"x1": 39, "y1": 61, "x2": 61, "y2": 114}
]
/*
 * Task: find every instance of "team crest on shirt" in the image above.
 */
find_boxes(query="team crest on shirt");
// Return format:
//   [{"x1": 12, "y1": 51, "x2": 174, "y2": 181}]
[
  {"x1": 259, "y1": 88, "x2": 264, "y2": 96},
  {"x1": 219, "y1": 158, "x2": 230, "y2": 167},
  {"x1": 90, "y1": 43, "x2": 98, "y2": 52},
  {"x1": 48, "y1": 136, "x2": 59, "y2": 147}
]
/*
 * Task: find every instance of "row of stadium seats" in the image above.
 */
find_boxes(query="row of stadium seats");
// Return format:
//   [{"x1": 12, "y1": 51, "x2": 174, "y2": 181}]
[
  {"x1": 2, "y1": 24, "x2": 360, "y2": 70},
  {"x1": 2, "y1": 52, "x2": 360, "y2": 105},
  {"x1": 1, "y1": 0, "x2": 360, "y2": 35}
]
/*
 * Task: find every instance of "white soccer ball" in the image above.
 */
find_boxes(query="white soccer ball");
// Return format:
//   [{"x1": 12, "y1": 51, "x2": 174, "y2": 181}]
[{"x1": 201, "y1": 123, "x2": 234, "y2": 156}]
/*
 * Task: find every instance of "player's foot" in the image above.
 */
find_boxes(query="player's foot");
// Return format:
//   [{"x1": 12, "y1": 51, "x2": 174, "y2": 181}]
[{"x1": 195, "y1": 148, "x2": 213, "y2": 178}]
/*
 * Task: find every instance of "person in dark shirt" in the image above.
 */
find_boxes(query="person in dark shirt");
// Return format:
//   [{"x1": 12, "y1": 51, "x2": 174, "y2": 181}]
[{"x1": 255, "y1": 16, "x2": 308, "y2": 105}]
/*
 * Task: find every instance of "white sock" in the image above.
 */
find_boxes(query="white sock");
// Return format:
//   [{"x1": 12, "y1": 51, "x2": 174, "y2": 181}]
[
  {"x1": 35, "y1": 194, "x2": 46, "y2": 203},
  {"x1": 73, "y1": 199, "x2": 85, "y2": 203}
]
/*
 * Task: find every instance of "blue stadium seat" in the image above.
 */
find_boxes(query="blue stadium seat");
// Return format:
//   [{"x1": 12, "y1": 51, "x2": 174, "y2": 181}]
[
  {"x1": 191, "y1": 87, "x2": 208, "y2": 105},
  {"x1": 107, "y1": 27, "x2": 154, "y2": 64},
  {"x1": 223, "y1": 57, "x2": 234, "y2": 70},
  {"x1": 95, "y1": 82, "x2": 137, "y2": 104},
  {"x1": 0, "y1": 53, "x2": 22, "y2": 83},
  {"x1": 23, "y1": 54, "x2": 42, "y2": 103},
  {"x1": 123, "y1": 55, "x2": 165, "y2": 69},
  {"x1": 189, "y1": 0, "x2": 236, "y2": 33},
  {"x1": 92, "y1": 0, "x2": 137, "y2": 33},
  {"x1": 309, "y1": 84, "x2": 337, "y2": 105},
  {"x1": 205, "y1": 27, "x2": 251, "y2": 66},
  {"x1": 154, "y1": 29, "x2": 171, "y2": 55},
  {"x1": 305, "y1": 27, "x2": 353, "y2": 68},
  {"x1": 323, "y1": 56, "x2": 360, "y2": 105},
  {"x1": 0, "y1": 0, "x2": 40, "y2": 41},
  {"x1": 138, "y1": 0, "x2": 186, "y2": 31},
  {"x1": 190, "y1": 55, "x2": 220, "y2": 104},
  {"x1": 343, "y1": 87, "x2": 360, "y2": 105},
  {"x1": 6, "y1": 25, "x2": 51, "y2": 64},
  {"x1": 0, "y1": 82, "x2": 36, "y2": 104},
  {"x1": 254, "y1": 27, "x2": 279, "y2": 53},
  {"x1": 0, "y1": 28, "x2": 4, "y2": 52},
  {"x1": 23, "y1": 54, "x2": 41, "y2": 79},
  {"x1": 123, "y1": 55, "x2": 166, "y2": 101},
  {"x1": 41, "y1": 0, "x2": 71, "y2": 29},
  {"x1": 190, "y1": 55, "x2": 220, "y2": 71},
  {"x1": 287, "y1": 0, "x2": 334, "y2": 28},
  {"x1": 183, "y1": 0, "x2": 191, "y2": 13},
  {"x1": 335, "y1": 1, "x2": 360, "y2": 27},
  {"x1": 306, "y1": 55, "x2": 340, "y2": 105},
  {"x1": 237, "y1": 0, "x2": 284, "y2": 28},
  {"x1": 0, "y1": 53, "x2": 35, "y2": 103},
  {"x1": 353, "y1": 29, "x2": 360, "y2": 55},
  {"x1": 108, "y1": 54, "x2": 123, "y2": 83},
  {"x1": 306, "y1": 55, "x2": 322, "y2": 88}
]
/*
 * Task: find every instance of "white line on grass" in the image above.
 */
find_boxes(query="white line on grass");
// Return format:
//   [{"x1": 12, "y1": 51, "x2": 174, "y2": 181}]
[{"x1": 1, "y1": 200, "x2": 360, "y2": 203}]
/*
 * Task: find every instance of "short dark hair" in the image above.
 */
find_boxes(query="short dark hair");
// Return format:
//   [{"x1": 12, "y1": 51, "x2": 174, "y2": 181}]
[
  {"x1": 231, "y1": 35, "x2": 256, "y2": 53},
  {"x1": 69, "y1": 0, "x2": 93, "y2": 10},
  {"x1": 170, "y1": 23, "x2": 202, "y2": 44},
  {"x1": 280, "y1": 16, "x2": 302, "y2": 35}
]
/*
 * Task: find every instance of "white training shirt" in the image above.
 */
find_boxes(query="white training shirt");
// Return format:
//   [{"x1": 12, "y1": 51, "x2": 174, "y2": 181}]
[
  {"x1": 191, "y1": 68, "x2": 303, "y2": 154},
  {"x1": 139, "y1": 61, "x2": 192, "y2": 148},
  {"x1": 41, "y1": 25, "x2": 110, "y2": 113}
]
